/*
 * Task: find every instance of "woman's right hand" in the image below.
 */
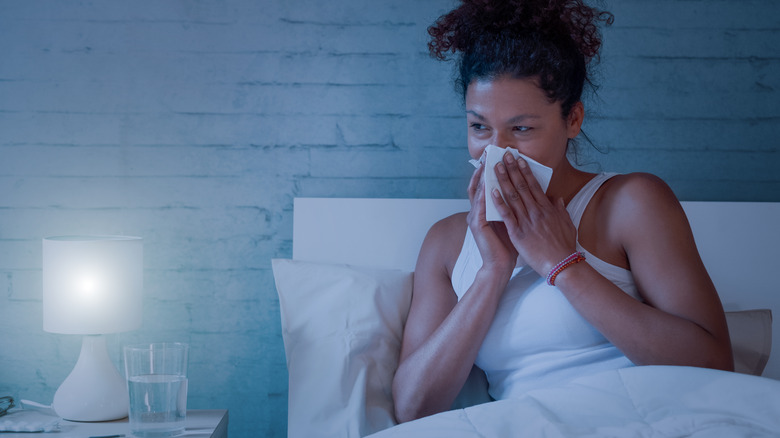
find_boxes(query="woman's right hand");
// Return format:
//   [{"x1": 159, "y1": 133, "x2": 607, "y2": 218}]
[
  {"x1": 393, "y1": 163, "x2": 518, "y2": 423},
  {"x1": 467, "y1": 163, "x2": 519, "y2": 275}
]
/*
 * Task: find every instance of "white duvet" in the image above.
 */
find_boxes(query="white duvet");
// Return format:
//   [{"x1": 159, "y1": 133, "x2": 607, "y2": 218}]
[{"x1": 367, "y1": 366, "x2": 780, "y2": 437}]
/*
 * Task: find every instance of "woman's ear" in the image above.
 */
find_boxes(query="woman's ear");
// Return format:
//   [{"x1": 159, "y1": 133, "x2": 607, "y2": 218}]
[{"x1": 567, "y1": 101, "x2": 585, "y2": 139}]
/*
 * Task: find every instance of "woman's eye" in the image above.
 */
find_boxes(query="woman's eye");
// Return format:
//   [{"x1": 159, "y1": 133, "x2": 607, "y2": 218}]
[
  {"x1": 470, "y1": 123, "x2": 487, "y2": 131},
  {"x1": 514, "y1": 126, "x2": 532, "y2": 132}
]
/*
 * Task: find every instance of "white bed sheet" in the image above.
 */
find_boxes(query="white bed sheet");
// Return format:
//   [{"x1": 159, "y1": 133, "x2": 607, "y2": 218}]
[{"x1": 367, "y1": 366, "x2": 780, "y2": 438}]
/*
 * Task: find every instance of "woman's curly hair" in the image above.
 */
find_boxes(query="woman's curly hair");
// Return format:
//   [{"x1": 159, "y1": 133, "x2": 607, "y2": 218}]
[{"x1": 428, "y1": 0, "x2": 614, "y2": 118}]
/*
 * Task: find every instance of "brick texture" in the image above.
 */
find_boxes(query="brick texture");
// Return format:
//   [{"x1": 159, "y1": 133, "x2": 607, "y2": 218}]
[{"x1": 0, "y1": 1, "x2": 778, "y2": 436}]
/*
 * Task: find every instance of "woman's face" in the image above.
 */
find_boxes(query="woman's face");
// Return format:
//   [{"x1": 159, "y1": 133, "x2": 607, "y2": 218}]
[{"x1": 465, "y1": 75, "x2": 583, "y2": 168}]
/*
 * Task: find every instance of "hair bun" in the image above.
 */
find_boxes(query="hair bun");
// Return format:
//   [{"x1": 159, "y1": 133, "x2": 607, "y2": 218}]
[{"x1": 429, "y1": 0, "x2": 613, "y2": 64}]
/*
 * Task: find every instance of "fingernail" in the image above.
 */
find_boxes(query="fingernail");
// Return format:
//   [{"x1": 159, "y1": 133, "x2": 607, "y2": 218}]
[
  {"x1": 496, "y1": 162, "x2": 506, "y2": 174},
  {"x1": 492, "y1": 188, "x2": 501, "y2": 198},
  {"x1": 517, "y1": 157, "x2": 528, "y2": 168},
  {"x1": 504, "y1": 152, "x2": 515, "y2": 163}
]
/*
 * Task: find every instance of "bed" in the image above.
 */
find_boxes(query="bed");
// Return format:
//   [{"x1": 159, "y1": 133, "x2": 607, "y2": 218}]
[{"x1": 273, "y1": 198, "x2": 779, "y2": 438}]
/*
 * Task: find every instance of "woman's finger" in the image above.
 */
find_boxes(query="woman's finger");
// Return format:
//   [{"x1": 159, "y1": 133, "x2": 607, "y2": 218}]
[
  {"x1": 490, "y1": 184, "x2": 519, "y2": 228},
  {"x1": 467, "y1": 163, "x2": 484, "y2": 204},
  {"x1": 495, "y1": 154, "x2": 532, "y2": 217},
  {"x1": 467, "y1": 164, "x2": 489, "y2": 226},
  {"x1": 508, "y1": 154, "x2": 549, "y2": 205}
]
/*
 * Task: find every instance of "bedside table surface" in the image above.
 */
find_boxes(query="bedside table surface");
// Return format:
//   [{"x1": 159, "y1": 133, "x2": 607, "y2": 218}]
[{"x1": 2, "y1": 409, "x2": 228, "y2": 438}]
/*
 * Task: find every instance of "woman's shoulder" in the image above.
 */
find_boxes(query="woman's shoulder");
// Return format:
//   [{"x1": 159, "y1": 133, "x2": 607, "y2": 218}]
[
  {"x1": 424, "y1": 211, "x2": 469, "y2": 253},
  {"x1": 601, "y1": 172, "x2": 681, "y2": 212},
  {"x1": 431, "y1": 211, "x2": 469, "y2": 234},
  {"x1": 580, "y1": 172, "x2": 689, "y2": 267},
  {"x1": 598, "y1": 172, "x2": 689, "y2": 238},
  {"x1": 416, "y1": 211, "x2": 469, "y2": 274}
]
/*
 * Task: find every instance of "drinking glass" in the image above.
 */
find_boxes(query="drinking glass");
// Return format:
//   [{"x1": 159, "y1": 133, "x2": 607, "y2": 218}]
[{"x1": 123, "y1": 343, "x2": 189, "y2": 437}]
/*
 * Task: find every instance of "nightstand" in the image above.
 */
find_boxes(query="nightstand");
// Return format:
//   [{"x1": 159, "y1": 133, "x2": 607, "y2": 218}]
[{"x1": 2, "y1": 409, "x2": 228, "y2": 438}]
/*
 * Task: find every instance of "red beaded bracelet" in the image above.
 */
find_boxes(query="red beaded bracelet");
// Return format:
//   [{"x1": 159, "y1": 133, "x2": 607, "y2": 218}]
[{"x1": 546, "y1": 251, "x2": 586, "y2": 286}]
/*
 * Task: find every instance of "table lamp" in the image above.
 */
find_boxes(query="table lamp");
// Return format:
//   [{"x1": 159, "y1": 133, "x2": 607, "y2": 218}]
[{"x1": 43, "y1": 235, "x2": 143, "y2": 422}]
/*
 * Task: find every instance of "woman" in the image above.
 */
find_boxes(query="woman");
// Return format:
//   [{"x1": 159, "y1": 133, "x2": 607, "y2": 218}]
[{"x1": 391, "y1": 0, "x2": 733, "y2": 423}]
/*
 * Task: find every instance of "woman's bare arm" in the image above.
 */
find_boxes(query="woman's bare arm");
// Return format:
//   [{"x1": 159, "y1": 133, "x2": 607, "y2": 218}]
[
  {"x1": 391, "y1": 215, "x2": 508, "y2": 422},
  {"x1": 393, "y1": 165, "x2": 518, "y2": 423},
  {"x1": 554, "y1": 173, "x2": 733, "y2": 369}
]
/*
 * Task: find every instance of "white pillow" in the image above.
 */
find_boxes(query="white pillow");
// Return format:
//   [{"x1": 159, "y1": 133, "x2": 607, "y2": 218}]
[{"x1": 272, "y1": 259, "x2": 413, "y2": 438}]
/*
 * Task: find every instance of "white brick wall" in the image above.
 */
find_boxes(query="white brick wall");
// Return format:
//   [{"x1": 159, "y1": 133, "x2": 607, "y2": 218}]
[{"x1": 1, "y1": 1, "x2": 778, "y2": 436}]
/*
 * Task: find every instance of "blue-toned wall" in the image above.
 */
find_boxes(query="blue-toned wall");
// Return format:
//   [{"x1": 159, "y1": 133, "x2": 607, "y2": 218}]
[{"x1": 0, "y1": 1, "x2": 777, "y2": 436}]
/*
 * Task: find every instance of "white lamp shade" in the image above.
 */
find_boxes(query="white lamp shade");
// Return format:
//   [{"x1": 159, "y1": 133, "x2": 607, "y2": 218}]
[{"x1": 43, "y1": 235, "x2": 142, "y2": 335}]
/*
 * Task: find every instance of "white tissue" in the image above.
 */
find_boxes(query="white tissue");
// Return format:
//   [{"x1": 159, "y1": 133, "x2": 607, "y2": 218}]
[
  {"x1": 0, "y1": 410, "x2": 60, "y2": 433},
  {"x1": 470, "y1": 145, "x2": 553, "y2": 221}
]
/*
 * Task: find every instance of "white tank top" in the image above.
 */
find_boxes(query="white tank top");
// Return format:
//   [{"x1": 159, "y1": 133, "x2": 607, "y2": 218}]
[{"x1": 450, "y1": 173, "x2": 640, "y2": 400}]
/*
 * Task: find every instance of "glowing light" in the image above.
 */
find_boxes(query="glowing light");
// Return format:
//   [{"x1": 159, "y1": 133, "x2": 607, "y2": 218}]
[
  {"x1": 75, "y1": 273, "x2": 100, "y2": 302},
  {"x1": 43, "y1": 234, "x2": 143, "y2": 335}
]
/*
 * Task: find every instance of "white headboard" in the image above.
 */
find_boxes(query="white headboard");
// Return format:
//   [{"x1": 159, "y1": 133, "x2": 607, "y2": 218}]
[
  {"x1": 292, "y1": 198, "x2": 780, "y2": 378},
  {"x1": 293, "y1": 198, "x2": 469, "y2": 272}
]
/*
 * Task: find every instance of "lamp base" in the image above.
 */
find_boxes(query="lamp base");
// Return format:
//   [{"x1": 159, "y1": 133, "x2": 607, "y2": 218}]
[{"x1": 52, "y1": 335, "x2": 128, "y2": 422}]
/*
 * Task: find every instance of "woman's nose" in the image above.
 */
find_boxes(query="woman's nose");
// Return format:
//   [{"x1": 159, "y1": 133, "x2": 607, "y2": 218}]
[{"x1": 491, "y1": 132, "x2": 512, "y2": 148}]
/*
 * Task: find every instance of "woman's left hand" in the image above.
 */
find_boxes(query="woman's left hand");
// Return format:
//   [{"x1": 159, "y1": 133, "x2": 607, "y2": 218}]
[{"x1": 491, "y1": 152, "x2": 578, "y2": 275}]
